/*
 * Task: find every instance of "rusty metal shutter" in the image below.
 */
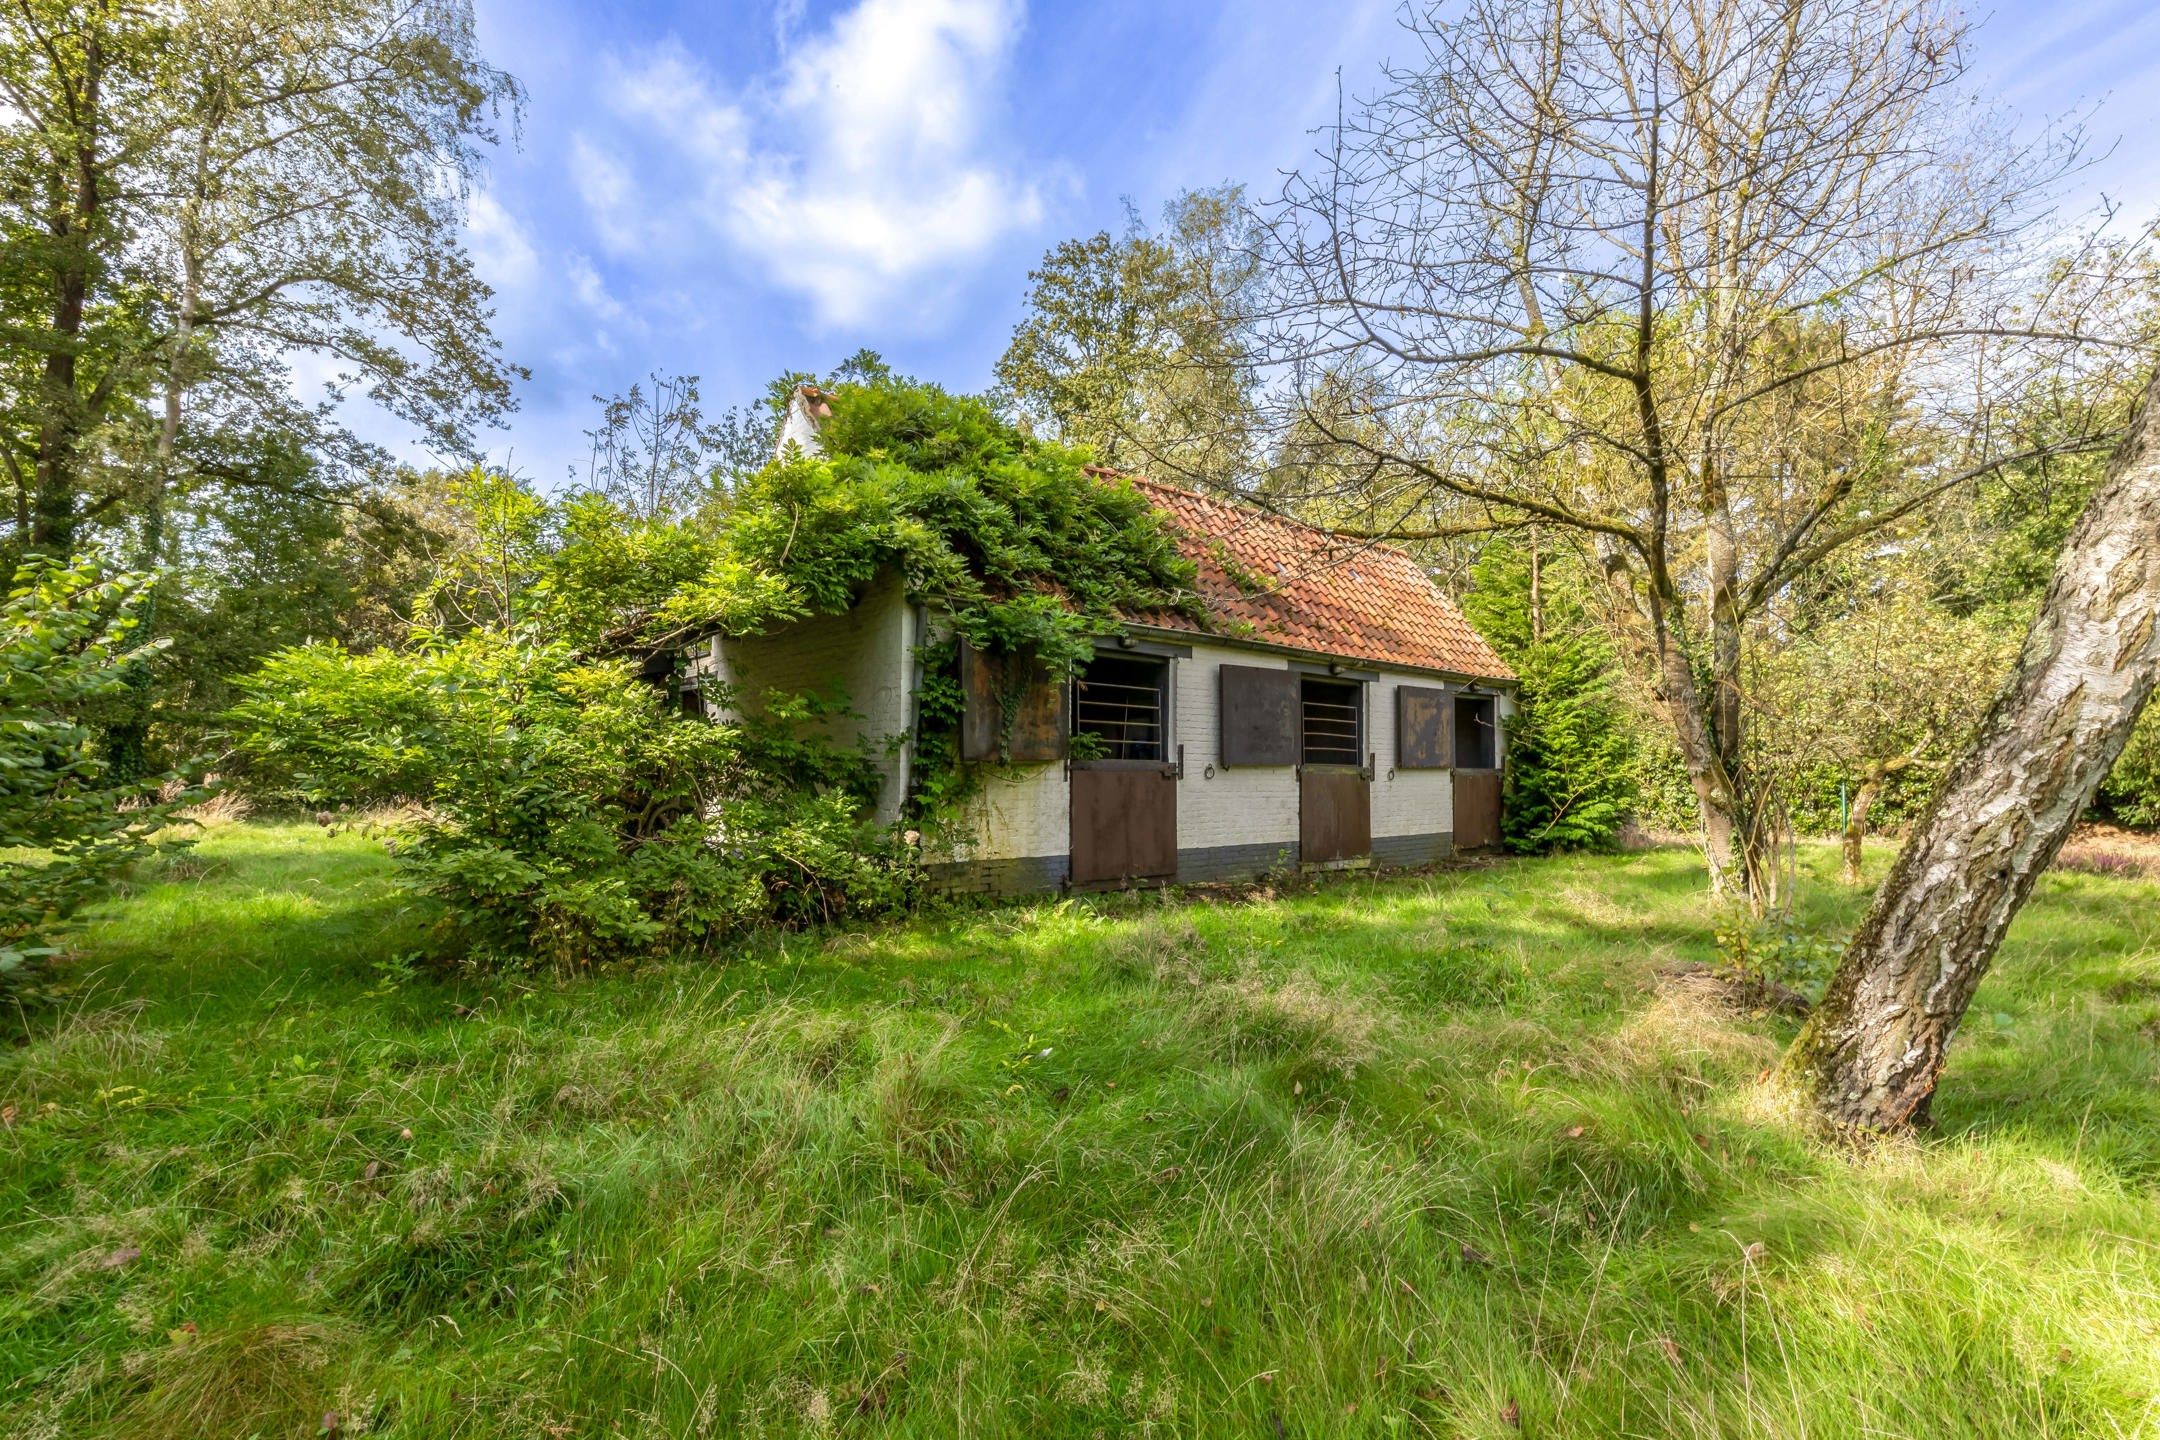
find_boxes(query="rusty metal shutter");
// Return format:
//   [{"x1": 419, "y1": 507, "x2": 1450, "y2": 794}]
[
  {"x1": 1396, "y1": 685, "x2": 1454, "y2": 769},
  {"x1": 959, "y1": 642, "x2": 1068, "y2": 763},
  {"x1": 1219, "y1": 664, "x2": 1299, "y2": 766}
]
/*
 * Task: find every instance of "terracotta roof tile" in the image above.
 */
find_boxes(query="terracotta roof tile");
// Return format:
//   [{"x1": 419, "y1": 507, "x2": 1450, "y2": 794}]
[{"x1": 1111, "y1": 474, "x2": 1514, "y2": 682}]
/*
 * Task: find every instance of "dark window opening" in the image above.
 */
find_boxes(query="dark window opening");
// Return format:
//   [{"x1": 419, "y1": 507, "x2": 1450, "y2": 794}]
[
  {"x1": 1455, "y1": 694, "x2": 1498, "y2": 769},
  {"x1": 1072, "y1": 653, "x2": 1169, "y2": 761},
  {"x1": 1300, "y1": 676, "x2": 1363, "y2": 767}
]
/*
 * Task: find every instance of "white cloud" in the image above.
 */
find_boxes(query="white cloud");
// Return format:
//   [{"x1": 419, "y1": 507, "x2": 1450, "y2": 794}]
[
  {"x1": 771, "y1": 0, "x2": 807, "y2": 52},
  {"x1": 566, "y1": 252, "x2": 629, "y2": 327},
  {"x1": 608, "y1": 44, "x2": 748, "y2": 169},
  {"x1": 465, "y1": 190, "x2": 539, "y2": 294},
  {"x1": 574, "y1": 0, "x2": 1042, "y2": 327},
  {"x1": 568, "y1": 136, "x2": 645, "y2": 255}
]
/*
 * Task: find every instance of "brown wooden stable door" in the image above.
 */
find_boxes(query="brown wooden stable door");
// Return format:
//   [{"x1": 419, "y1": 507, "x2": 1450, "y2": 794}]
[
  {"x1": 1070, "y1": 762, "x2": 1178, "y2": 886},
  {"x1": 1069, "y1": 651, "x2": 1177, "y2": 886},
  {"x1": 1300, "y1": 768, "x2": 1371, "y2": 864},
  {"x1": 1453, "y1": 770, "x2": 1502, "y2": 850},
  {"x1": 1298, "y1": 676, "x2": 1371, "y2": 864}
]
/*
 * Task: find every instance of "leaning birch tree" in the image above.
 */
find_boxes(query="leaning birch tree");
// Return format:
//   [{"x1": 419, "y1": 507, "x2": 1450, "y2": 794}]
[
  {"x1": 1786, "y1": 364, "x2": 2160, "y2": 1131},
  {"x1": 1257, "y1": 0, "x2": 2139, "y2": 904}
]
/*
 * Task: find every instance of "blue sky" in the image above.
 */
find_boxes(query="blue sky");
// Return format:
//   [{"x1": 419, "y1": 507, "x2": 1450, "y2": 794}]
[{"x1": 415, "y1": 0, "x2": 2160, "y2": 486}]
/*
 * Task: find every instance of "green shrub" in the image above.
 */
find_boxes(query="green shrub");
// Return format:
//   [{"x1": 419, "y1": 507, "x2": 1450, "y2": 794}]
[
  {"x1": 2097, "y1": 703, "x2": 2160, "y2": 828},
  {"x1": 1500, "y1": 635, "x2": 1640, "y2": 852},
  {"x1": 1, "y1": 556, "x2": 192, "y2": 1003},
  {"x1": 232, "y1": 633, "x2": 907, "y2": 968}
]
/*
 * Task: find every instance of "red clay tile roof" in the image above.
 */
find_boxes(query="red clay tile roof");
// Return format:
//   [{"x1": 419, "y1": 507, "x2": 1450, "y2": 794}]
[{"x1": 1113, "y1": 475, "x2": 1514, "y2": 682}]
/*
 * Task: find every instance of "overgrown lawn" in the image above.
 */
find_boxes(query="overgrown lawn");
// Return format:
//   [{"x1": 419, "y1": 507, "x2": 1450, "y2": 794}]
[{"x1": 4, "y1": 823, "x2": 2157, "y2": 1436}]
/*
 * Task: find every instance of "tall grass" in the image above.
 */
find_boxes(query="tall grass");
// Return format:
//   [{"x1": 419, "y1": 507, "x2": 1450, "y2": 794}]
[{"x1": 2, "y1": 823, "x2": 2156, "y2": 1436}]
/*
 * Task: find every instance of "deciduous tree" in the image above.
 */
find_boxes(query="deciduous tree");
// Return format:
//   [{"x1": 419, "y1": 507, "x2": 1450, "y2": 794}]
[
  {"x1": 997, "y1": 187, "x2": 1263, "y2": 490},
  {"x1": 1756, "y1": 585, "x2": 2013, "y2": 884},
  {"x1": 0, "y1": 0, "x2": 522, "y2": 558},
  {"x1": 1256, "y1": 0, "x2": 2141, "y2": 905}
]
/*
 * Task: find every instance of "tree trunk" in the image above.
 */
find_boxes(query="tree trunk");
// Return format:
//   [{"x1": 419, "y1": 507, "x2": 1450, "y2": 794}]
[
  {"x1": 1706, "y1": 493, "x2": 1785, "y2": 914},
  {"x1": 104, "y1": 132, "x2": 205, "y2": 781},
  {"x1": 1528, "y1": 527, "x2": 1543, "y2": 645},
  {"x1": 1787, "y1": 368, "x2": 2160, "y2": 1131},
  {"x1": 27, "y1": 23, "x2": 105, "y2": 558},
  {"x1": 1653, "y1": 620, "x2": 1746, "y2": 897},
  {"x1": 1841, "y1": 763, "x2": 1886, "y2": 885},
  {"x1": 1602, "y1": 549, "x2": 1754, "y2": 901}
]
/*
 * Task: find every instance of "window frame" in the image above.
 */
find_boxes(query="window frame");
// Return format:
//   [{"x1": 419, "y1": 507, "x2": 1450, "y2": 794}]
[
  {"x1": 1070, "y1": 650, "x2": 1174, "y2": 764},
  {"x1": 1453, "y1": 693, "x2": 1500, "y2": 770},
  {"x1": 1298, "y1": 674, "x2": 1365, "y2": 769}
]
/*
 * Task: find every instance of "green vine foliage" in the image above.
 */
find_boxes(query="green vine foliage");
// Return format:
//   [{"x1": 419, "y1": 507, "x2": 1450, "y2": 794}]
[
  {"x1": 661, "y1": 374, "x2": 1205, "y2": 835},
  {"x1": 902, "y1": 636, "x2": 974, "y2": 847},
  {"x1": 663, "y1": 376, "x2": 1201, "y2": 665}
]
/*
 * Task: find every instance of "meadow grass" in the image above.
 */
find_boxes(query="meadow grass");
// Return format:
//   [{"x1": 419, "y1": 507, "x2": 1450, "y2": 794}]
[{"x1": 2, "y1": 821, "x2": 2157, "y2": 1437}]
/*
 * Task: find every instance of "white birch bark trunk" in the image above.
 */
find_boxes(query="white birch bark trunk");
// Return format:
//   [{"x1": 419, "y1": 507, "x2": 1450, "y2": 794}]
[{"x1": 1788, "y1": 368, "x2": 2160, "y2": 1130}]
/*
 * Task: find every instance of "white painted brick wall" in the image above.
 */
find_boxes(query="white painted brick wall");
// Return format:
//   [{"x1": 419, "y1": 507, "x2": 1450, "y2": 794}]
[
  {"x1": 949, "y1": 640, "x2": 1514, "y2": 864},
  {"x1": 1369, "y1": 672, "x2": 1453, "y2": 839},
  {"x1": 695, "y1": 572, "x2": 913, "y2": 826},
  {"x1": 1172, "y1": 642, "x2": 1301, "y2": 856},
  {"x1": 955, "y1": 763, "x2": 1067, "y2": 861}
]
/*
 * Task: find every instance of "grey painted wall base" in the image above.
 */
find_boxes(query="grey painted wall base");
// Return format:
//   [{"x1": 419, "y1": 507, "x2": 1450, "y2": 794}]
[
  {"x1": 927, "y1": 831, "x2": 1455, "y2": 897},
  {"x1": 1371, "y1": 831, "x2": 1455, "y2": 869},
  {"x1": 926, "y1": 853, "x2": 1071, "y2": 896},
  {"x1": 1173, "y1": 839, "x2": 1301, "y2": 884}
]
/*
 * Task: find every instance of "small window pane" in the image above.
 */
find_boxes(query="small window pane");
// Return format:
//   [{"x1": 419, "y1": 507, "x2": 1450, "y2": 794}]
[
  {"x1": 1073, "y1": 653, "x2": 1168, "y2": 761},
  {"x1": 1300, "y1": 677, "x2": 1363, "y2": 767}
]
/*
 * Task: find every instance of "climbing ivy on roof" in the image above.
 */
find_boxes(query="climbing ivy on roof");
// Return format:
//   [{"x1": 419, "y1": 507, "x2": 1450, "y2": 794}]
[{"x1": 657, "y1": 375, "x2": 1202, "y2": 668}]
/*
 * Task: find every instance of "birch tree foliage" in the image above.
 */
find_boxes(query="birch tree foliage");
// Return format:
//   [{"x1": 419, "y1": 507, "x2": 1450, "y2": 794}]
[
  {"x1": 1255, "y1": 0, "x2": 2146, "y2": 906},
  {"x1": 0, "y1": 0, "x2": 523, "y2": 559}
]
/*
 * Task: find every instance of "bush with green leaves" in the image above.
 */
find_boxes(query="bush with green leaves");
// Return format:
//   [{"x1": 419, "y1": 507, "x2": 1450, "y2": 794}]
[
  {"x1": 1497, "y1": 634, "x2": 1641, "y2": 852},
  {"x1": 233, "y1": 634, "x2": 906, "y2": 969},
  {"x1": 2097, "y1": 706, "x2": 2160, "y2": 828},
  {"x1": 1, "y1": 556, "x2": 190, "y2": 1000}
]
